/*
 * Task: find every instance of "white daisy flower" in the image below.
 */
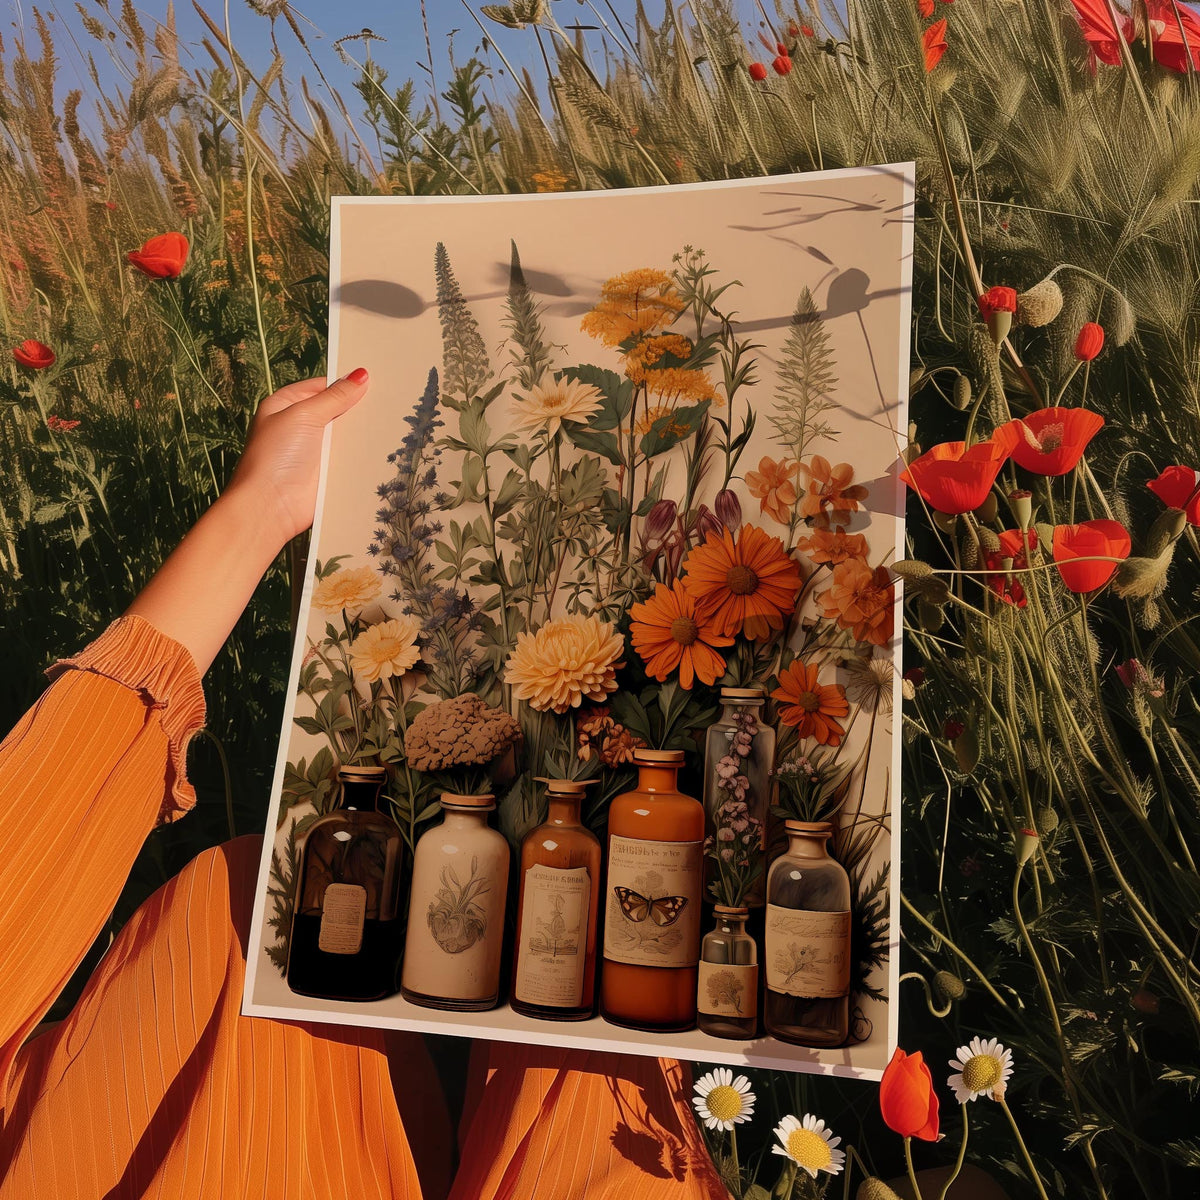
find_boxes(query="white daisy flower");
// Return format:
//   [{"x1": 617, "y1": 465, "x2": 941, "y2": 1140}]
[
  {"x1": 692, "y1": 1068, "x2": 756, "y2": 1131},
  {"x1": 770, "y1": 1113, "x2": 846, "y2": 1178},
  {"x1": 947, "y1": 1036, "x2": 1015, "y2": 1103}
]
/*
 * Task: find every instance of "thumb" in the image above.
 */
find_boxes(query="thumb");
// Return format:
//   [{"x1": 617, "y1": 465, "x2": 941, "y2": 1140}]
[{"x1": 300, "y1": 367, "x2": 370, "y2": 424}]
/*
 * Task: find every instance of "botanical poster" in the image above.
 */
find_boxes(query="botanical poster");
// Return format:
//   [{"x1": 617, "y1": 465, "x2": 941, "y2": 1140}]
[{"x1": 242, "y1": 168, "x2": 913, "y2": 1078}]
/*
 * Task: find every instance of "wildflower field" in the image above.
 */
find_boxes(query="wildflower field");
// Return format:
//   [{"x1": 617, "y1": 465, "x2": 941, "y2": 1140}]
[{"x1": 3, "y1": 1, "x2": 1200, "y2": 1197}]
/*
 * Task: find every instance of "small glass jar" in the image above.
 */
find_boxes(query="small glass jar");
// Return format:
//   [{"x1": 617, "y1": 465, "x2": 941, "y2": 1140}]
[
  {"x1": 703, "y1": 688, "x2": 776, "y2": 907},
  {"x1": 401, "y1": 792, "x2": 510, "y2": 1012},
  {"x1": 763, "y1": 820, "x2": 851, "y2": 1048},
  {"x1": 697, "y1": 905, "x2": 758, "y2": 1039}
]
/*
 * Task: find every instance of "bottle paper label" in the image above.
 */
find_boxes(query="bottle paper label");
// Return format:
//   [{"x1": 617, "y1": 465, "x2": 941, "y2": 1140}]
[
  {"x1": 318, "y1": 883, "x2": 367, "y2": 955},
  {"x1": 698, "y1": 961, "x2": 758, "y2": 1019},
  {"x1": 764, "y1": 905, "x2": 851, "y2": 999},
  {"x1": 514, "y1": 865, "x2": 590, "y2": 1008},
  {"x1": 603, "y1": 835, "x2": 702, "y2": 969}
]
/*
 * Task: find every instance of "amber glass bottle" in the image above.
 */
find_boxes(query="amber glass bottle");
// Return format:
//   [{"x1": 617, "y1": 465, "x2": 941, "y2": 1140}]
[
  {"x1": 763, "y1": 820, "x2": 851, "y2": 1047},
  {"x1": 286, "y1": 764, "x2": 404, "y2": 1002},
  {"x1": 601, "y1": 749, "x2": 704, "y2": 1032},
  {"x1": 511, "y1": 779, "x2": 602, "y2": 1021}
]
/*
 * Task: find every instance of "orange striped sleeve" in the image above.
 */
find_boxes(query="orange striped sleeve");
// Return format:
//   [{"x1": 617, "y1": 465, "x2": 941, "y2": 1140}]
[{"x1": 0, "y1": 614, "x2": 205, "y2": 1107}]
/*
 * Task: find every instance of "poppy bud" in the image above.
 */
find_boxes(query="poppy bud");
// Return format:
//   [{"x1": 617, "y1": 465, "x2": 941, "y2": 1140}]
[
  {"x1": 892, "y1": 559, "x2": 935, "y2": 580},
  {"x1": 1130, "y1": 988, "x2": 1159, "y2": 1015},
  {"x1": 772, "y1": 54, "x2": 793, "y2": 75},
  {"x1": 979, "y1": 286, "x2": 1017, "y2": 345},
  {"x1": 714, "y1": 489, "x2": 742, "y2": 530},
  {"x1": 918, "y1": 600, "x2": 945, "y2": 633},
  {"x1": 903, "y1": 667, "x2": 926, "y2": 688},
  {"x1": 1036, "y1": 805, "x2": 1059, "y2": 836},
  {"x1": 857, "y1": 1182, "x2": 904, "y2": 1200},
  {"x1": 951, "y1": 374, "x2": 972, "y2": 410},
  {"x1": 644, "y1": 498, "x2": 677, "y2": 542},
  {"x1": 942, "y1": 719, "x2": 965, "y2": 740},
  {"x1": 879, "y1": 1048, "x2": 940, "y2": 1141},
  {"x1": 1016, "y1": 827, "x2": 1039, "y2": 865},
  {"x1": 1016, "y1": 278, "x2": 1064, "y2": 327},
  {"x1": 974, "y1": 526, "x2": 1001, "y2": 554},
  {"x1": 748, "y1": 61, "x2": 768, "y2": 81},
  {"x1": 974, "y1": 493, "x2": 999, "y2": 524},
  {"x1": 776, "y1": 41, "x2": 788, "y2": 54},
  {"x1": 1074, "y1": 322, "x2": 1104, "y2": 362},
  {"x1": 933, "y1": 971, "x2": 965, "y2": 1003},
  {"x1": 1144, "y1": 507, "x2": 1187, "y2": 557},
  {"x1": 787, "y1": 19, "x2": 801, "y2": 37}
]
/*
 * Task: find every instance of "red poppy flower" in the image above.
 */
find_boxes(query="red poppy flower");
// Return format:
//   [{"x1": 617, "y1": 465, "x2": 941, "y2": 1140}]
[
  {"x1": 127, "y1": 231, "x2": 189, "y2": 279},
  {"x1": 12, "y1": 339, "x2": 55, "y2": 370},
  {"x1": 978, "y1": 286, "x2": 1018, "y2": 316},
  {"x1": 1052, "y1": 519, "x2": 1131, "y2": 593},
  {"x1": 748, "y1": 61, "x2": 768, "y2": 81},
  {"x1": 919, "y1": 0, "x2": 934, "y2": 15},
  {"x1": 1008, "y1": 407, "x2": 1105, "y2": 476},
  {"x1": 923, "y1": 18, "x2": 948, "y2": 71},
  {"x1": 879, "y1": 1047, "x2": 940, "y2": 1142},
  {"x1": 772, "y1": 54, "x2": 793, "y2": 75},
  {"x1": 1147, "y1": 1, "x2": 1200, "y2": 72},
  {"x1": 1148, "y1": 465, "x2": 1200, "y2": 523},
  {"x1": 899, "y1": 428, "x2": 1018, "y2": 515},
  {"x1": 1074, "y1": 322, "x2": 1105, "y2": 361},
  {"x1": 1068, "y1": 0, "x2": 1132, "y2": 66},
  {"x1": 984, "y1": 528, "x2": 1038, "y2": 607}
]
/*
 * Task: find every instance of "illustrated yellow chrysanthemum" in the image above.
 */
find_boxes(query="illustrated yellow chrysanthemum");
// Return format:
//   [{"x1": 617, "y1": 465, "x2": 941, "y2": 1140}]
[
  {"x1": 311, "y1": 566, "x2": 381, "y2": 615},
  {"x1": 511, "y1": 376, "x2": 604, "y2": 437},
  {"x1": 504, "y1": 615, "x2": 625, "y2": 714},
  {"x1": 770, "y1": 1114, "x2": 845, "y2": 1178},
  {"x1": 348, "y1": 616, "x2": 422, "y2": 683},
  {"x1": 580, "y1": 267, "x2": 685, "y2": 347}
]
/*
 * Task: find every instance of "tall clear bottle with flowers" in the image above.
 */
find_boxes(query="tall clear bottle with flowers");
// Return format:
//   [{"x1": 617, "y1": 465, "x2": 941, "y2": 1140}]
[{"x1": 702, "y1": 687, "x2": 775, "y2": 907}]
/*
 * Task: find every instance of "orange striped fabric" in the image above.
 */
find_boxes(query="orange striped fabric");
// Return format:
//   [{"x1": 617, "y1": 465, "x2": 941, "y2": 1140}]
[{"x1": 0, "y1": 615, "x2": 727, "y2": 1199}]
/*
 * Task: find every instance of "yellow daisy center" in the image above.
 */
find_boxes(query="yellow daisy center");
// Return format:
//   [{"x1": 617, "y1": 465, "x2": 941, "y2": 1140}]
[
  {"x1": 704, "y1": 1085, "x2": 744, "y2": 1123},
  {"x1": 962, "y1": 1053, "x2": 1003, "y2": 1092},
  {"x1": 726, "y1": 564, "x2": 759, "y2": 595},
  {"x1": 670, "y1": 615, "x2": 700, "y2": 646},
  {"x1": 786, "y1": 1128, "x2": 832, "y2": 1171}
]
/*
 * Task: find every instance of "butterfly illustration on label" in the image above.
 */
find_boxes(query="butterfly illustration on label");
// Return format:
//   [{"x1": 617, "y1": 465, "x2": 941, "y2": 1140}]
[{"x1": 613, "y1": 886, "x2": 689, "y2": 927}]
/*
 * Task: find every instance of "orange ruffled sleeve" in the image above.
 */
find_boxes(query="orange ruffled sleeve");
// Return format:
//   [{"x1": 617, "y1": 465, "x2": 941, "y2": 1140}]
[{"x1": 0, "y1": 615, "x2": 206, "y2": 1106}]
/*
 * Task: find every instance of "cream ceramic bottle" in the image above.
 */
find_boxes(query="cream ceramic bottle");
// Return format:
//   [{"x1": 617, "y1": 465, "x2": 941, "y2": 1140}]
[{"x1": 400, "y1": 792, "x2": 510, "y2": 1012}]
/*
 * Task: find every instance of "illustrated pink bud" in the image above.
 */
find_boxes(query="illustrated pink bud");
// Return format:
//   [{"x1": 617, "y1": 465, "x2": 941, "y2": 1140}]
[
  {"x1": 644, "y1": 498, "x2": 677, "y2": 543},
  {"x1": 715, "y1": 489, "x2": 742, "y2": 530},
  {"x1": 695, "y1": 504, "x2": 723, "y2": 541}
]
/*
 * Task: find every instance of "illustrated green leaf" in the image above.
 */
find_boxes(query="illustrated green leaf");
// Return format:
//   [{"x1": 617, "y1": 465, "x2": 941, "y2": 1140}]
[{"x1": 639, "y1": 399, "x2": 710, "y2": 458}]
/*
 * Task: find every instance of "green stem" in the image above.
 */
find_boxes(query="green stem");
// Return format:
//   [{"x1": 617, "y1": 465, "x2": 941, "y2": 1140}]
[
  {"x1": 999, "y1": 1096, "x2": 1050, "y2": 1200},
  {"x1": 936, "y1": 1104, "x2": 969, "y2": 1200},
  {"x1": 903, "y1": 1137, "x2": 925, "y2": 1200}
]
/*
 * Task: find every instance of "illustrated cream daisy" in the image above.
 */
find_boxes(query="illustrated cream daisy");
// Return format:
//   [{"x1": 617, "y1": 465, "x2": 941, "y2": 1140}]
[
  {"x1": 311, "y1": 565, "x2": 381, "y2": 615},
  {"x1": 948, "y1": 1036, "x2": 1014, "y2": 1103},
  {"x1": 771, "y1": 1113, "x2": 846, "y2": 1178},
  {"x1": 511, "y1": 375, "x2": 603, "y2": 437},
  {"x1": 349, "y1": 616, "x2": 422, "y2": 683},
  {"x1": 692, "y1": 1068, "x2": 756, "y2": 1131}
]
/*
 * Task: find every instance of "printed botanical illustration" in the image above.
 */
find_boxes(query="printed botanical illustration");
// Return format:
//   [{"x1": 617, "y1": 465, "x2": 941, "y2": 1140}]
[
  {"x1": 428, "y1": 858, "x2": 490, "y2": 954},
  {"x1": 247, "y1": 171, "x2": 908, "y2": 1074},
  {"x1": 705, "y1": 969, "x2": 747, "y2": 1015},
  {"x1": 527, "y1": 894, "x2": 580, "y2": 958}
]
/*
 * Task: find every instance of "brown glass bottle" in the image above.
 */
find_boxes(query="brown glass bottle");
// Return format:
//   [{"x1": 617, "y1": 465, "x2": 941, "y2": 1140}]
[
  {"x1": 601, "y1": 749, "x2": 704, "y2": 1032},
  {"x1": 511, "y1": 779, "x2": 602, "y2": 1021},
  {"x1": 286, "y1": 764, "x2": 404, "y2": 1002},
  {"x1": 763, "y1": 820, "x2": 851, "y2": 1047}
]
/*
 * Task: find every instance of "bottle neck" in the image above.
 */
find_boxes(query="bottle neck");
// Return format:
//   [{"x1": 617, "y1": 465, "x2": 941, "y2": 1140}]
[
  {"x1": 340, "y1": 781, "x2": 382, "y2": 813},
  {"x1": 545, "y1": 796, "x2": 583, "y2": 826},
  {"x1": 785, "y1": 829, "x2": 831, "y2": 860},
  {"x1": 636, "y1": 765, "x2": 680, "y2": 794},
  {"x1": 720, "y1": 701, "x2": 762, "y2": 724},
  {"x1": 715, "y1": 914, "x2": 748, "y2": 935},
  {"x1": 442, "y1": 806, "x2": 490, "y2": 829}
]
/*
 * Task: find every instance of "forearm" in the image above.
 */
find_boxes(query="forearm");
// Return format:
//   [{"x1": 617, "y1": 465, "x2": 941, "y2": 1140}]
[{"x1": 124, "y1": 483, "x2": 290, "y2": 677}]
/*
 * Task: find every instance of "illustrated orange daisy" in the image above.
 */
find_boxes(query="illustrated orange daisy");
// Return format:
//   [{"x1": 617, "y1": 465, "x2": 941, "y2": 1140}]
[
  {"x1": 796, "y1": 456, "x2": 869, "y2": 520},
  {"x1": 818, "y1": 560, "x2": 895, "y2": 647},
  {"x1": 796, "y1": 524, "x2": 869, "y2": 565},
  {"x1": 682, "y1": 524, "x2": 803, "y2": 641},
  {"x1": 771, "y1": 661, "x2": 849, "y2": 745},
  {"x1": 629, "y1": 579, "x2": 734, "y2": 689},
  {"x1": 745, "y1": 456, "x2": 799, "y2": 525}
]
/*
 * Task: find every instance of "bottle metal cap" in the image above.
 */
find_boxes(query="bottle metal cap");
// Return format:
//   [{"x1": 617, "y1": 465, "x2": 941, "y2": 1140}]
[
  {"x1": 633, "y1": 748, "x2": 686, "y2": 765},
  {"x1": 339, "y1": 764, "x2": 388, "y2": 780},
  {"x1": 441, "y1": 792, "x2": 496, "y2": 809}
]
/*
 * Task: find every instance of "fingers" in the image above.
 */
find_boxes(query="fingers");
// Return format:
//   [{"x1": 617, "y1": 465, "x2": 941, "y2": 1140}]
[
  {"x1": 298, "y1": 367, "x2": 370, "y2": 425},
  {"x1": 256, "y1": 376, "x2": 328, "y2": 416}
]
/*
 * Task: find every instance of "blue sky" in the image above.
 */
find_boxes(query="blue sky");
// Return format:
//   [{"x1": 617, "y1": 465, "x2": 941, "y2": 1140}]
[{"x1": 3, "y1": 0, "x2": 695, "y2": 137}]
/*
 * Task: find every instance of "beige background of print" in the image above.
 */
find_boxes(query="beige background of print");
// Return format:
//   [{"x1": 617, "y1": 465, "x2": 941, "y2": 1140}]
[{"x1": 243, "y1": 168, "x2": 913, "y2": 1080}]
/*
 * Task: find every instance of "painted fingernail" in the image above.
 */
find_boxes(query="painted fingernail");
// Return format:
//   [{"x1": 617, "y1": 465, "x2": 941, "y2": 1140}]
[{"x1": 346, "y1": 366, "x2": 369, "y2": 385}]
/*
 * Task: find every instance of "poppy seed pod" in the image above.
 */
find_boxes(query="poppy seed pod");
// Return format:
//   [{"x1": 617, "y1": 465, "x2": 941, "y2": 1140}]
[
  {"x1": 1016, "y1": 278, "x2": 1064, "y2": 327},
  {"x1": 978, "y1": 286, "x2": 1017, "y2": 343},
  {"x1": 856, "y1": 1181, "x2": 904, "y2": 1200},
  {"x1": 974, "y1": 493, "x2": 999, "y2": 524},
  {"x1": 918, "y1": 600, "x2": 945, "y2": 633},
  {"x1": 1009, "y1": 489, "x2": 1033, "y2": 529},
  {"x1": 975, "y1": 525, "x2": 1001, "y2": 554},
  {"x1": 1074, "y1": 322, "x2": 1105, "y2": 362},
  {"x1": 1036, "y1": 805, "x2": 1059, "y2": 837},
  {"x1": 952, "y1": 374, "x2": 972, "y2": 410},
  {"x1": 933, "y1": 971, "x2": 966, "y2": 1003}
]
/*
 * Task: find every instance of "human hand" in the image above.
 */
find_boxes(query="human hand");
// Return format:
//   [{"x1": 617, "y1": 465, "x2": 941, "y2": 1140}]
[{"x1": 225, "y1": 369, "x2": 369, "y2": 544}]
